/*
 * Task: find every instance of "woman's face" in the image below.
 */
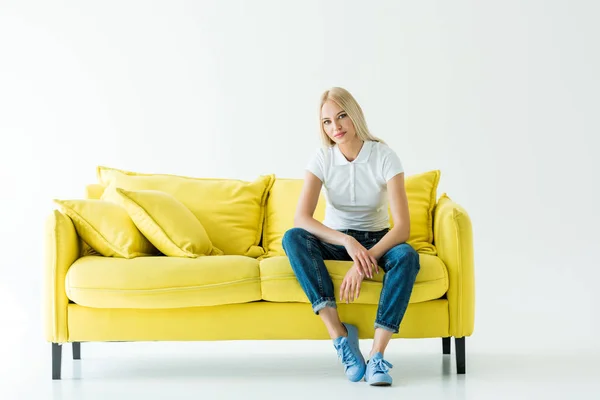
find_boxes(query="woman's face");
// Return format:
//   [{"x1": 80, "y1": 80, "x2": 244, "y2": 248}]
[{"x1": 321, "y1": 100, "x2": 357, "y2": 144}]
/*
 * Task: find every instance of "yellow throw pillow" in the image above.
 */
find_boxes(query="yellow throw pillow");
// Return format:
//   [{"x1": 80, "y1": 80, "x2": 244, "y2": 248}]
[
  {"x1": 102, "y1": 187, "x2": 223, "y2": 258},
  {"x1": 261, "y1": 178, "x2": 327, "y2": 259},
  {"x1": 389, "y1": 170, "x2": 440, "y2": 254},
  {"x1": 97, "y1": 166, "x2": 275, "y2": 257},
  {"x1": 54, "y1": 199, "x2": 157, "y2": 258},
  {"x1": 85, "y1": 184, "x2": 105, "y2": 200}
]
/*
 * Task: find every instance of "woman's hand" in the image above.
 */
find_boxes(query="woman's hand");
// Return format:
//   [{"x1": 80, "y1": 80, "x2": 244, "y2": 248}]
[
  {"x1": 343, "y1": 236, "x2": 379, "y2": 278},
  {"x1": 340, "y1": 265, "x2": 364, "y2": 304}
]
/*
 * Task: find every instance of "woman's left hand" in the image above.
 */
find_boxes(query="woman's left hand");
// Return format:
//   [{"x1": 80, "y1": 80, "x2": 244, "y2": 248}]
[{"x1": 340, "y1": 264, "x2": 365, "y2": 304}]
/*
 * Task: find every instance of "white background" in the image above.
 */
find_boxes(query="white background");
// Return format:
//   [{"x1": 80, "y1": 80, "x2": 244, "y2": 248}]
[{"x1": 1, "y1": 0, "x2": 599, "y2": 392}]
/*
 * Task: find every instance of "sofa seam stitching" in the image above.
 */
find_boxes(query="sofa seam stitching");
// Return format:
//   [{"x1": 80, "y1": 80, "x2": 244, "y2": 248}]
[{"x1": 67, "y1": 277, "x2": 261, "y2": 293}]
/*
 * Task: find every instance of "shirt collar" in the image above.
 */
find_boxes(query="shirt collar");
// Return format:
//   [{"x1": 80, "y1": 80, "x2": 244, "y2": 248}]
[{"x1": 333, "y1": 140, "x2": 373, "y2": 165}]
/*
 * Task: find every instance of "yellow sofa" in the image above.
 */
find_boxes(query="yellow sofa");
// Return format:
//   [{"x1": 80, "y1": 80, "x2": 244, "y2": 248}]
[{"x1": 44, "y1": 167, "x2": 475, "y2": 379}]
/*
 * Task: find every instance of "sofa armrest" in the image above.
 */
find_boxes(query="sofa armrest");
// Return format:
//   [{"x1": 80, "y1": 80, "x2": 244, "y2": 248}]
[
  {"x1": 433, "y1": 194, "x2": 475, "y2": 338},
  {"x1": 44, "y1": 210, "x2": 80, "y2": 343}
]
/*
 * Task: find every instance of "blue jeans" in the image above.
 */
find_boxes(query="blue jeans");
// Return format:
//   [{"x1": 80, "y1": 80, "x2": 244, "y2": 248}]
[{"x1": 282, "y1": 227, "x2": 420, "y2": 334}]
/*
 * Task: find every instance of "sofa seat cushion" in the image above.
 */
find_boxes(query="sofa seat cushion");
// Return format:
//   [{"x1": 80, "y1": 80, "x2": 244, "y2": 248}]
[
  {"x1": 259, "y1": 253, "x2": 448, "y2": 305},
  {"x1": 66, "y1": 256, "x2": 261, "y2": 309}
]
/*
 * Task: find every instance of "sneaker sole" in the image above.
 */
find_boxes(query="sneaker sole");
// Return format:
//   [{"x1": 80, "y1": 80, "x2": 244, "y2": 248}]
[{"x1": 369, "y1": 381, "x2": 392, "y2": 386}]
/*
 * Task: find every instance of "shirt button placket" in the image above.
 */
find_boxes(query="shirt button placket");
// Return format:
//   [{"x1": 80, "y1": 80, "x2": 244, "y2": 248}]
[{"x1": 350, "y1": 164, "x2": 355, "y2": 205}]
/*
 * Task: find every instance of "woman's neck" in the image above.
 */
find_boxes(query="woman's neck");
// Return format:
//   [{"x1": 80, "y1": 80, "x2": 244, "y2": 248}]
[{"x1": 338, "y1": 138, "x2": 365, "y2": 162}]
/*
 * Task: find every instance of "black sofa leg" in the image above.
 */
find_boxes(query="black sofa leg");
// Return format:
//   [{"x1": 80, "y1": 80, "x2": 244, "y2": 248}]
[
  {"x1": 52, "y1": 343, "x2": 62, "y2": 380},
  {"x1": 442, "y1": 337, "x2": 451, "y2": 354},
  {"x1": 73, "y1": 342, "x2": 81, "y2": 360},
  {"x1": 455, "y1": 337, "x2": 466, "y2": 374}
]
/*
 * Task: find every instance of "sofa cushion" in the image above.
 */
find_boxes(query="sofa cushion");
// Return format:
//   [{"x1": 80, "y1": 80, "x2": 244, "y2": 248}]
[
  {"x1": 85, "y1": 183, "x2": 105, "y2": 200},
  {"x1": 66, "y1": 255, "x2": 261, "y2": 309},
  {"x1": 261, "y1": 178, "x2": 327, "y2": 259},
  {"x1": 96, "y1": 166, "x2": 275, "y2": 258},
  {"x1": 54, "y1": 199, "x2": 157, "y2": 258},
  {"x1": 261, "y1": 170, "x2": 440, "y2": 259},
  {"x1": 392, "y1": 170, "x2": 440, "y2": 254},
  {"x1": 259, "y1": 253, "x2": 448, "y2": 305},
  {"x1": 102, "y1": 187, "x2": 224, "y2": 258}
]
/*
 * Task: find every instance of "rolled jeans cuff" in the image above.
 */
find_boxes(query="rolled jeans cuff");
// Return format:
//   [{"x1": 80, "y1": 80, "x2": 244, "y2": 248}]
[
  {"x1": 374, "y1": 321, "x2": 399, "y2": 334},
  {"x1": 312, "y1": 298, "x2": 337, "y2": 314}
]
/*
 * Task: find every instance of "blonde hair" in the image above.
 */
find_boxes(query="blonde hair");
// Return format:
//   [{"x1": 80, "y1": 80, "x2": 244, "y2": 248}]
[{"x1": 318, "y1": 87, "x2": 385, "y2": 147}]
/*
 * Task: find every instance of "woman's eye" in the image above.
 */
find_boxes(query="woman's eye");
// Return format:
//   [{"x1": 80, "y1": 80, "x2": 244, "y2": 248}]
[
  {"x1": 339, "y1": 113, "x2": 347, "y2": 119},
  {"x1": 323, "y1": 120, "x2": 330, "y2": 125}
]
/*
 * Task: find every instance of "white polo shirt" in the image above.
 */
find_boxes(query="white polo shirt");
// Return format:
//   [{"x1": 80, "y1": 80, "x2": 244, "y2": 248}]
[{"x1": 306, "y1": 140, "x2": 404, "y2": 231}]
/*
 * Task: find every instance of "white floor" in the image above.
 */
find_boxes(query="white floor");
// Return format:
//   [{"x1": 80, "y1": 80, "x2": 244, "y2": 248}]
[{"x1": 1, "y1": 337, "x2": 599, "y2": 400}]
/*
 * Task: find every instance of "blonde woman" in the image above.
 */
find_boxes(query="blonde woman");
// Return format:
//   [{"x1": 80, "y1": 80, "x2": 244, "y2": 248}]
[{"x1": 282, "y1": 87, "x2": 419, "y2": 386}]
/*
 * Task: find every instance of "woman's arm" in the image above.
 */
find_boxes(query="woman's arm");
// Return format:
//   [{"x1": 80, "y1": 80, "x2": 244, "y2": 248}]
[
  {"x1": 295, "y1": 170, "x2": 388, "y2": 277},
  {"x1": 369, "y1": 172, "x2": 411, "y2": 260},
  {"x1": 294, "y1": 171, "x2": 349, "y2": 246}
]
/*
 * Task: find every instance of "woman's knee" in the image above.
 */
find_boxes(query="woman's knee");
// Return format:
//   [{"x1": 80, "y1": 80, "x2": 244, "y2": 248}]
[
  {"x1": 282, "y1": 227, "x2": 311, "y2": 249},
  {"x1": 385, "y1": 243, "x2": 420, "y2": 271}
]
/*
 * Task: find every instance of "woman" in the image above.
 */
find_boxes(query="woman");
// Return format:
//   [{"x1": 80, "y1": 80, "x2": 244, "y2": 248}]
[{"x1": 282, "y1": 87, "x2": 420, "y2": 386}]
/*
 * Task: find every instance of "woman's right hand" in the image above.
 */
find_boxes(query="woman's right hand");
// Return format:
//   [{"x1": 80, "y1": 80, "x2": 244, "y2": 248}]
[{"x1": 343, "y1": 235, "x2": 379, "y2": 279}]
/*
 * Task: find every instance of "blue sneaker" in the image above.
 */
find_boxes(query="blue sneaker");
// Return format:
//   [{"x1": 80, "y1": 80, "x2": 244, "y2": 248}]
[
  {"x1": 332, "y1": 323, "x2": 366, "y2": 382},
  {"x1": 365, "y1": 352, "x2": 393, "y2": 386}
]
